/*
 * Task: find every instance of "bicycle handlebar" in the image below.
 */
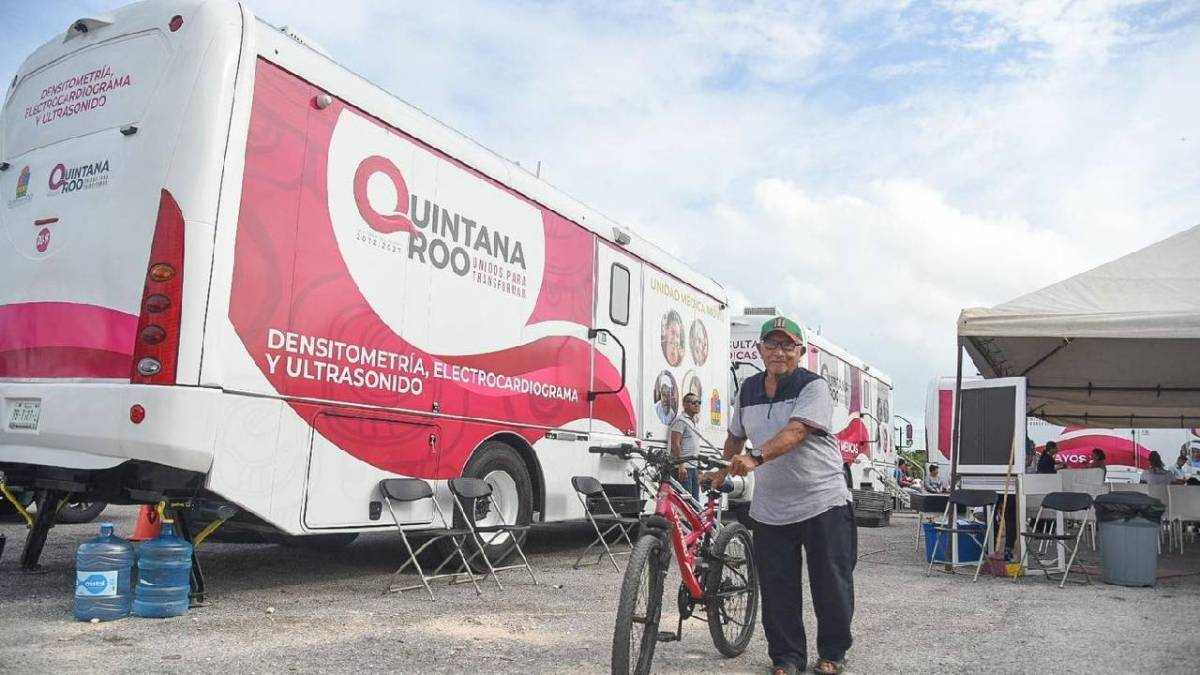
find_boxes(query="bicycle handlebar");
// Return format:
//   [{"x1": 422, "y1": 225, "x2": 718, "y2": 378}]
[{"x1": 588, "y1": 444, "x2": 728, "y2": 471}]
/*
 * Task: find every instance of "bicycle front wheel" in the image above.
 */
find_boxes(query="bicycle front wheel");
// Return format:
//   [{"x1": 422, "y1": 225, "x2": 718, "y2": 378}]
[
  {"x1": 705, "y1": 522, "x2": 758, "y2": 657},
  {"x1": 611, "y1": 534, "x2": 667, "y2": 675}
]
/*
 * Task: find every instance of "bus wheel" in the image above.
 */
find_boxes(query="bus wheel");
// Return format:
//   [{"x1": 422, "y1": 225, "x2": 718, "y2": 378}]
[
  {"x1": 53, "y1": 499, "x2": 108, "y2": 524},
  {"x1": 448, "y1": 440, "x2": 533, "y2": 571}
]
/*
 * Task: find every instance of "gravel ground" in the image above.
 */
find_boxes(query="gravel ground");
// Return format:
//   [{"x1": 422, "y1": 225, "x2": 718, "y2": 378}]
[{"x1": 3, "y1": 506, "x2": 1199, "y2": 674}]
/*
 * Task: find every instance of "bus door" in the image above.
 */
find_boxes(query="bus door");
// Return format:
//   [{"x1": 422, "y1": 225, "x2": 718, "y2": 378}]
[{"x1": 591, "y1": 243, "x2": 642, "y2": 440}]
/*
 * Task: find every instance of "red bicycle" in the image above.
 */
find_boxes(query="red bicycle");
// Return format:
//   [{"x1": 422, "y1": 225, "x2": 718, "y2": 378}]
[{"x1": 600, "y1": 445, "x2": 759, "y2": 675}]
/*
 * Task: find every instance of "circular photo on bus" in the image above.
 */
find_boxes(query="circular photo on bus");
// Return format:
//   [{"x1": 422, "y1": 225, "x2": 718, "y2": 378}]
[
  {"x1": 661, "y1": 310, "x2": 684, "y2": 367},
  {"x1": 653, "y1": 370, "x2": 679, "y2": 424},
  {"x1": 689, "y1": 319, "x2": 708, "y2": 366},
  {"x1": 682, "y1": 370, "x2": 702, "y2": 404}
]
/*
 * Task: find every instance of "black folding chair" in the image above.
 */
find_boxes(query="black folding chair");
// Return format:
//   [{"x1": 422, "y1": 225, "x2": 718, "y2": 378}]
[
  {"x1": 1014, "y1": 491, "x2": 1093, "y2": 588},
  {"x1": 378, "y1": 478, "x2": 483, "y2": 600},
  {"x1": 926, "y1": 489, "x2": 996, "y2": 582},
  {"x1": 909, "y1": 493, "x2": 950, "y2": 553},
  {"x1": 571, "y1": 476, "x2": 638, "y2": 571},
  {"x1": 448, "y1": 478, "x2": 538, "y2": 590}
]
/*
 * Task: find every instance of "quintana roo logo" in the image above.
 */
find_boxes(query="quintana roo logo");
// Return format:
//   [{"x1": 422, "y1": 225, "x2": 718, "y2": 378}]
[{"x1": 353, "y1": 155, "x2": 414, "y2": 235}]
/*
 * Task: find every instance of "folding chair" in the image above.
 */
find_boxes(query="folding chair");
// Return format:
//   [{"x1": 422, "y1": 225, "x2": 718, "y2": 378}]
[
  {"x1": 926, "y1": 489, "x2": 995, "y2": 582},
  {"x1": 378, "y1": 478, "x2": 483, "y2": 601},
  {"x1": 1167, "y1": 485, "x2": 1200, "y2": 553},
  {"x1": 448, "y1": 477, "x2": 538, "y2": 590},
  {"x1": 1062, "y1": 469, "x2": 1104, "y2": 550},
  {"x1": 909, "y1": 493, "x2": 949, "y2": 553},
  {"x1": 571, "y1": 476, "x2": 638, "y2": 571},
  {"x1": 1014, "y1": 491, "x2": 1092, "y2": 588}
]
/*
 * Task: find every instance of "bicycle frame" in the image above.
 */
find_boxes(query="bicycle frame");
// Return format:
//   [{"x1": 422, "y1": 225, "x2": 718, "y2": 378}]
[{"x1": 653, "y1": 477, "x2": 721, "y2": 599}]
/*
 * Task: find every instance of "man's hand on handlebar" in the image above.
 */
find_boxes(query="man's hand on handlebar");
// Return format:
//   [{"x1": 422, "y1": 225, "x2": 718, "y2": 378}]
[
  {"x1": 728, "y1": 454, "x2": 758, "y2": 477},
  {"x1": 703, "y1": 468, "x2": 727, "y2": 489}
]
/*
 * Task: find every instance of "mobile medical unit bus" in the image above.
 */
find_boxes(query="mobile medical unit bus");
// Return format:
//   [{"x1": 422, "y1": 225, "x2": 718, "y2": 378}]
[{"x1": 0, "y1": 0, "x2": 730, "y2": 567}]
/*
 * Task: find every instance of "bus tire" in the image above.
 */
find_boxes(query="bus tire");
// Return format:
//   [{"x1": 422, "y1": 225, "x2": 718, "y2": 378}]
[
  {"x1": 446, "y1": 440, "x2": 533, "y2": 571},
  {"x1": 53, "y1": 499, "x2": 108, "y2": 524}
]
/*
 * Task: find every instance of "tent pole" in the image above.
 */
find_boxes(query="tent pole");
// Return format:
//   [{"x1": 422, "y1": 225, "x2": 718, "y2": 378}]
[
  {"x1": 946, "y1": 337, "x2": 965, "y2": 571},
  {"x1": 950, "y1": 337, "x2": 964, "y2": 489}
]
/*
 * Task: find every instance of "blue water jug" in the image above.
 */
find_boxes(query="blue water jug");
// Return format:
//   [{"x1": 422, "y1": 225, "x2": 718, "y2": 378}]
[
  {"x1": 75, "y1": 522, "x2": 134, "y2": 621},
  {"x1": 132, "y1": 521, "x2": 192, "y2": 618}
]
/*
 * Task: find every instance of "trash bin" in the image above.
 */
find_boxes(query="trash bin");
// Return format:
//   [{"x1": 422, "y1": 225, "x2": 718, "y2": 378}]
[
  {"x1": 1093, "y1": 492, "x2": 1165, "y2": 587},
  {"x1": 923, "y1": 520, "x2": 983, "y2": 563}
]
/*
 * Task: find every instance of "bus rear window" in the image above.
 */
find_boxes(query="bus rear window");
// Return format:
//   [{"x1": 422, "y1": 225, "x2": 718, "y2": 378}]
[{"x1": 3, "y1": 31, "x2": 168, "y2": 157}]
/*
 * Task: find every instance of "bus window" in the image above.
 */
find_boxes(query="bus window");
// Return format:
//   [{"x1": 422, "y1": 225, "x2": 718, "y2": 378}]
[{"x1": 610, "y1": 263, "x2": 630, "y2": 325}]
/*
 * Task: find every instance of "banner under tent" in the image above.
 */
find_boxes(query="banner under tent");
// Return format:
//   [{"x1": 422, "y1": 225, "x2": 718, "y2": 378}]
[{"x1": 957, "y1": 224, "x2": 1200, "y2": 429}]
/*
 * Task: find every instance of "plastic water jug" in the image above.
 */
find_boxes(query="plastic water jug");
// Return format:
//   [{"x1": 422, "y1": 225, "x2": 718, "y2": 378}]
[
  {"x1": 132, "y1": 522, "x2": 192, "y2": 618},
  {"x1": 75, "y1": 523, "x2": 134, "y2": 621}
]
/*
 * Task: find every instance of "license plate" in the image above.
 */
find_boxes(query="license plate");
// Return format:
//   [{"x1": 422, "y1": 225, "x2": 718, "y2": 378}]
[{"x1": 8, "y1": 400, "x2": 41, "y2": 431}]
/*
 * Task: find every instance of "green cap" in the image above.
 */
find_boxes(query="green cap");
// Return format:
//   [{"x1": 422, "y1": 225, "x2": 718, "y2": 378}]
[{"x1": 760, "y1": 316, "x2": 804, "y2": 344}]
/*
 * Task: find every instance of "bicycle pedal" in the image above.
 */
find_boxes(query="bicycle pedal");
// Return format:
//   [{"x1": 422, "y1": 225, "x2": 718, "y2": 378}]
[{"x1": 656, "y1": 631, "x2": 680, "y2": 643}]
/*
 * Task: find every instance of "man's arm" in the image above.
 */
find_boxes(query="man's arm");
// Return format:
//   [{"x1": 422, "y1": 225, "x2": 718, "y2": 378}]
[
  {"x1": 756, "y1": 420, "x2": 810, "y2": 462},
  {"x1": 722, "y1": 432, "x2": 747, "y2": 460},
  {"x1": 728, "y1": 420, "x2": 811, "y2": 476}
]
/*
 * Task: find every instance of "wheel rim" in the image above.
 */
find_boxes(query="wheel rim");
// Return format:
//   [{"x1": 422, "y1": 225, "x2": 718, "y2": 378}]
[
  {"x1": 479, "y1": 469, "x2": 519, "y2": 545},
  {"x1": 629, "y1": 547, "x2": 660, "y2": 673},
  {"x1": 715, "y1": 532, "x2": 755, "y2": 645}
]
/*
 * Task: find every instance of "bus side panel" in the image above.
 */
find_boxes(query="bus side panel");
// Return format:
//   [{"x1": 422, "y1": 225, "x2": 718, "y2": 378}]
[
  {"x1": 639, "y1": 266, "x2": 729, "y2": 449},
  {"x1": 203, "y1": 392, "x2": 286, "y2": 525},
  {"x1": 215, "y1": 59, "x2": 635, "y2": 525}
]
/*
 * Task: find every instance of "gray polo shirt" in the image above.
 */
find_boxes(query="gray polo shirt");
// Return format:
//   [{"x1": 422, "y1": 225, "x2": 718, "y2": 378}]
[
  {"x1": 729, "y1": 368, "x2": 850, "y2": 526},
  {"x1": 669, "y1": 413, "x2": 700, "y2": 459}
]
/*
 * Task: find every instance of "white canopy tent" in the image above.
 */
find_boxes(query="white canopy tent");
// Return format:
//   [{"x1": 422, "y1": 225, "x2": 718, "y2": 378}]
[{"x1": 957, "y1": 224, "x2": 1200, "y2": 428}]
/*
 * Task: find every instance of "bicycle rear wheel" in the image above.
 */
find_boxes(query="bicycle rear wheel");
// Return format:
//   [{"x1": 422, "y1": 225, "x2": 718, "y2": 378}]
[
  {"x1": 705, "y1": 522, "x2": 758, "y2": 657},
  {"x1": 612, "y1": 534, "x2": 667, "y2": 675}
]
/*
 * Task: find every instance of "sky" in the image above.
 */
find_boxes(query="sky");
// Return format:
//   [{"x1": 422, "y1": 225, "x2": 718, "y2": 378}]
[{"x1": 4, "y1": 1, "x2": 1200, "y2": 442}]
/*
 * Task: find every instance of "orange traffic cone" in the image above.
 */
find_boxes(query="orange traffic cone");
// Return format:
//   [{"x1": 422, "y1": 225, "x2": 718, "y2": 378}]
[{"x1": 130, "y1": 504, "x2": 162, "y2": 542}]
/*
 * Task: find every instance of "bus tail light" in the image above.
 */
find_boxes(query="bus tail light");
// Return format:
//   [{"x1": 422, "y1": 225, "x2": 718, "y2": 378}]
[{"x1": 131, "y1": 189, "x2": 184, "y2": 384}]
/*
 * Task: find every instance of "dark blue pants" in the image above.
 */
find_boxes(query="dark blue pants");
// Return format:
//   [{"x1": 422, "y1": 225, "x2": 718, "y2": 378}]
[
  {"x1": 753, "y1": 502, "x2": 857, "y2": 668},
  {"x1": 684, "y1": 467, "x2": 699, "y2": 501}
]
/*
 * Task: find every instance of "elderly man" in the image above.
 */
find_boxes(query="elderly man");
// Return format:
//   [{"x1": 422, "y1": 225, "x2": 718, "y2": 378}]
[{"x1": 718, "y1": 316, "x2": 855, "y2": 675}]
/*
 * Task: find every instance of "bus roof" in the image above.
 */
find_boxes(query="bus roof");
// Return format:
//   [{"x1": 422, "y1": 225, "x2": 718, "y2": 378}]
[{"x1": 732, "y1": 312, "x2": 893, "y2": 388}]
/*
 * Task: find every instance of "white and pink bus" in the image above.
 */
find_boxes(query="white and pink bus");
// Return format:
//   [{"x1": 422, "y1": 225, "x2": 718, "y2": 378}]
[{"x1": 0, "y1": 0, "x2": 731, "y2": 565}]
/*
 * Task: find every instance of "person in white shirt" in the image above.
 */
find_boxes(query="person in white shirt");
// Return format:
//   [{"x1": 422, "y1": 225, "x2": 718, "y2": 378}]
[
  {"x1": 669, "y1": 394, "x2": 703, "y2": 499},
  {"x1": 1172, "y1": 455, "x2": 1189, "y2": 482}
]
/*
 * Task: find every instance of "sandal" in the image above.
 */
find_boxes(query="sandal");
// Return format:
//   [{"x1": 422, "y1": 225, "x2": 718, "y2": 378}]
[
  {"x1": 814, "y1": 658, "x2": 846, "y2": 674},
  {"x1": 769, "y1": 663, "x2": 801, "y2": 675}
]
